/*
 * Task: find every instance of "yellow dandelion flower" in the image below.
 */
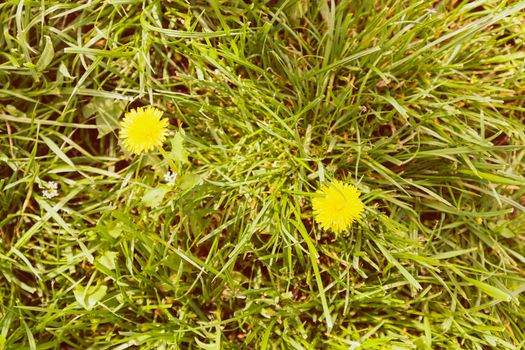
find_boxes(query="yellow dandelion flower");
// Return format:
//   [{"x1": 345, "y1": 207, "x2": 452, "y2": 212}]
[
  {"x1": 312, "y1": 180, "x2": 364, "y2": 234},
  {"x1": 119, "y1": 106, "x2": 169, "y2": 154}
]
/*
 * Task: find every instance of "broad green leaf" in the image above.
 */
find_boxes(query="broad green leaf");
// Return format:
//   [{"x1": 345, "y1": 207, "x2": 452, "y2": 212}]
[
  {"x1": 142, "y1": 186, "x2": 170, "y2": 208},
  {"x1": 167, "y1": 130, "x2": 188, "y2": 164},
  {"x1": 86, "y1": 285, "x2": 108, "y2": 309},
  {"x1": 179, "y1": 173, "x2": 202, "y2": 191},
  {"x1": 82, "y1": 97, "x2": 126, "y2": 138},
  {"x1": 73, "y1": 285, "x2": 88, "y2": 309},
  {"x1": 108, "y1": 223, "x2": 123, "y2": 238},
  {"x1": 97, "y1": 251, "x2": 118, "y2": 270},
  {"x1": 36, "y1": 35, "x2": 54, "y2": 72},
  {"x1": 74, "y1": 285, "x2": 108, "y2": 310}
]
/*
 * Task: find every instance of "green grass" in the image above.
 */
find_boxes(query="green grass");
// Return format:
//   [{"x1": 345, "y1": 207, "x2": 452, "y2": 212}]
[{"x1": 1, "y1": 0, "x2": 525, "y2": 348}]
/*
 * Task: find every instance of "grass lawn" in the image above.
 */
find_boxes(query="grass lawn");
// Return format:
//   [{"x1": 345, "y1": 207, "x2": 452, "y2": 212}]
[{"x1": 1, "y1": 0, "x2": 525, "y2": 348}]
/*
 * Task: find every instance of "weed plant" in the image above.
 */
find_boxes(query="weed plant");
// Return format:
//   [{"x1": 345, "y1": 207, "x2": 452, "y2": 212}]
[{"x1": 1, "y1": 0, "x2": 525, "y2": 348}]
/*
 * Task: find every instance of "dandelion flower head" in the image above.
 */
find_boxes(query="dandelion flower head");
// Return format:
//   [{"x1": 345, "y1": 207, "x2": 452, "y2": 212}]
[
  {"x1": 312, "y1": 180, "x2": 364, "y2": 234},
  {"x1": 119, "y1": 106, "x2": 169, "y2": 154}
]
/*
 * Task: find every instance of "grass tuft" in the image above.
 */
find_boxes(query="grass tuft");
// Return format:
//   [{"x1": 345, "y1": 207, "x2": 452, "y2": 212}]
[{"x1": 1, "y1": 0, "x2": 525, "y2": 348}]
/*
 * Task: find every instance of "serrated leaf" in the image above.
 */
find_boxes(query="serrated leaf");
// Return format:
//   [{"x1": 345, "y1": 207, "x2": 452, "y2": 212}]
[
  {"x1": 97, "y1": 251, "x2": 118, "y2": 270},
  {"x1": 167, "y1": 130, "x2": 188, "y2": 164},
  {"x1": 36, "y1": 35, "x2": 54, "y2": 72},
  {"x1": 82, "y1": 97, "x2": 126, "y2": 138},
  {"x1": 74, "y1": 285, "x2": 108, "y2": 310},
  {"x1": 179, "y1": 173, "x2": 202, "y2": 191},
  {"x1": 142, "y1": 186, "x2": 170, "y2": 208}
]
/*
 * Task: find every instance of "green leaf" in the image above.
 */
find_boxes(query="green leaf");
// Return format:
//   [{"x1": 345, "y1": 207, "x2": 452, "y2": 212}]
[
  {"x1": 462, "y1": 276, "x2": 512, "y2": 302},
  {"x1": 293, "y1": 216, "x2": 333, "y2": 331},
  {"x1": 82, "y1": 97, "x2": 127, "y2": 138},
  {"x1": 40, "y1": 135, "x2": 75, "y2": 168},
  {"x1": 58, "y1": 62, "x2": 73, "y2": 79},
  {"x1": 108, "y1": 224, "x2": 123, "y2": 238},
  {"x1": 97, "y1": 251, "x2": 118, "y2": 270},
  {"x1": 431, "y1": 248, "x2": 478, "y2": 260},
  {"x1": 74, "y1": 285, "x2": 108, "y2": 310},
  {"x1": 260, "y1": 320, "x2": 275, "y2": 350},
  {"x1": 414, "y1": 336, "x2": 431, "y2": 350},
  {"x1": 142, "y1": 186, "x2": 170, "y2": 208},
  {"x1": 179, "y1": 173, "x2": 202, "y2": 191},
  {"x1": 375, "y1": 241, "x2": 422, "y2": 290},
  {"x1": 36, "y1": 35, "x2": 54, "y2": 72},
  {"x1": 167, "y1": 130, "x2": 189, "y2": 164},
  {"x1": 195, "y1": 338, "x2": 220, "y2": 350},
  {"x1": 459, "y1": 169, "x2": 525, "y2": 186},
  {"x1": 107, "y1": 0, "x2": 142, "y2": 3}
]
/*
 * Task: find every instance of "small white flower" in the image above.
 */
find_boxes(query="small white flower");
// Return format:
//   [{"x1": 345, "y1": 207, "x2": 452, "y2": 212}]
[
  {"x1": 163, "y1": 171, "x2": 177, "y2": 186},
  {"x1": 39, "y1": 181, "x2": 59, "y2": 199}
]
